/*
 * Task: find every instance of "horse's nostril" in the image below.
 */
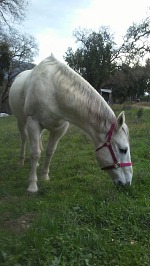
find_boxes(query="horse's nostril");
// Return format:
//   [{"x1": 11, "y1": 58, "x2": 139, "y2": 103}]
[
  {"x1": 117, "y1": 180, "x2": 131, "y2": 187},
  {"x1": 118, "y1": 180, "x2": 123, "y2": 186}
]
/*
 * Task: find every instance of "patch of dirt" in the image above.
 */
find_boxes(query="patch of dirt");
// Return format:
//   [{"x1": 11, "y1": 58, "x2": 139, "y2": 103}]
[
  {"x1": 0, "y1": 196, "x2": 19, "y2": 205},
  {"x1": 131, "y1": 102, "x2": 150, "y2": 109},
  {"x1": 132, "y1": 105, "x2": 150, "y2": 109},
  {"x1": 1, "y1": 213, "x2": 35, "y2": 233}
]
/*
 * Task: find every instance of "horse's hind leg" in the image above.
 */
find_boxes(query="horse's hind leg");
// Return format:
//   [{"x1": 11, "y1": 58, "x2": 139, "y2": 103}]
[
  {"x1": 41, "y1": 122, "x2": 69, "y2": 180},
  {"x1": 17, "y1": 120, "x2": 28, "y2": 165},
  {"x1": 26, "y1": 116, "x2": 42, "y2": 192}
]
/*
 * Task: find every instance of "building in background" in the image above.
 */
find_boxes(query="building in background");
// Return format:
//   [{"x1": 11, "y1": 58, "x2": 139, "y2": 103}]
[{"x1": 100, "y1": 88, "x2": 112, "y2": 104}]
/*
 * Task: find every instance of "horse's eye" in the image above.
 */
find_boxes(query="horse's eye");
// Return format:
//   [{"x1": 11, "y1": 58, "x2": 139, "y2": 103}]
[{"x1": 119, "y1": 148, "x2": 128, "y2": 154}]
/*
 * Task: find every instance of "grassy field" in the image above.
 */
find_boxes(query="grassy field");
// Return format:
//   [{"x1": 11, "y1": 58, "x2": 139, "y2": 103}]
[{"x1": 0, "y1": 105, "x2": 150, "y2": 266}]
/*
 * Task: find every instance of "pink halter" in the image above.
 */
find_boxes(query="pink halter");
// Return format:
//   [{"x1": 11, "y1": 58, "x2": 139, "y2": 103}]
[{"x1": 96, "y1": 123, "x2": 132, "y2": 170}]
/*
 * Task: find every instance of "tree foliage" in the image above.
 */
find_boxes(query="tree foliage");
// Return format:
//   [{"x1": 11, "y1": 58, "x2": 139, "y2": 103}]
[
  {"x1": 0, "y1": 41, "x2": 10, "y2": 85},
  {"x1": 0, "y1": 29, "x2": 38, "y2": 83},
  {"x1": 64, "y1": 15, "x2": 150, "y2": 103},
  {"x1": 0, "y1": 0, "x2": 37, "y2": 83},
  {"x1": 121, "y1": 16, "x2": 150, "y2": 65},
  {"x1": 64, "y1": 27, "x2": 117, "y2": 91},
  {"x1": 0, "y1": 0, "x2": 39, "y2": 113},
  {"x1": 0, "y1": 29, "x2": 38, "y2": 111}
]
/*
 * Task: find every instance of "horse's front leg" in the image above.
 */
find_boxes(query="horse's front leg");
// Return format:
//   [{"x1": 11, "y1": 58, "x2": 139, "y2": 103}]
[
  {"x1": 26, "y1": 116, "x2": 42, "y2": 192},
  {"x1": 41, "y1": 122, "x2": 69, "y2": 180}
]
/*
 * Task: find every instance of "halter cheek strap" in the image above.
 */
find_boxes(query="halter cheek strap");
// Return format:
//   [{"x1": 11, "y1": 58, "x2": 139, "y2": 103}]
[{"x1": 96, "y1": 123, "x2": 132, "y2": 170}]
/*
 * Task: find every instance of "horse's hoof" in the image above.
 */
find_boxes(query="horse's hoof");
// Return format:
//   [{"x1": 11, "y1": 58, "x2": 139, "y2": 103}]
[
  {"x1": 27, "y1": 183, "x2": 38, "y2": 193},
  {"x1": 42, "y1": 175, "x2": 50, "y2": 181}
]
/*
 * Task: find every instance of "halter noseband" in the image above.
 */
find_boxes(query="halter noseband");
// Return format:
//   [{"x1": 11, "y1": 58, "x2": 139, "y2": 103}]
[{"x1": 96, "y1": 123, "x2": 132, "y2": 170}]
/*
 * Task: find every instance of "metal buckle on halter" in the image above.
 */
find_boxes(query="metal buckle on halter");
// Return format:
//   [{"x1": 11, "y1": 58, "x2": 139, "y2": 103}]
[{"x1": 114, "y1": 162, "x2": 120, "y2": 169}]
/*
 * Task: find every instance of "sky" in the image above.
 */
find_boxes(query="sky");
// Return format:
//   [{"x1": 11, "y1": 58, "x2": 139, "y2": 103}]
[{"x1": 20, "y1": 0, "x2": 150, "y2": 64}]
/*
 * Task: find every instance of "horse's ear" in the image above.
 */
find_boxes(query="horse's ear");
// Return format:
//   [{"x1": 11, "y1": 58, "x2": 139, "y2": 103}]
[{"x1": 116, "y1": 111, "x2": 125, "y2": 131}]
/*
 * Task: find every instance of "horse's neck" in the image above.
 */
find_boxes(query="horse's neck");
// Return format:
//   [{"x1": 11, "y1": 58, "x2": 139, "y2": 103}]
[
  {"x1": 63, "y1": 91, "x2": 116, "y2": 147},
  {"x1": 84, "y1": 101, "x2": 115, "y2": 146},
  {"x1": 53, "y1": 61, "x2": 116, "y2": 145}
]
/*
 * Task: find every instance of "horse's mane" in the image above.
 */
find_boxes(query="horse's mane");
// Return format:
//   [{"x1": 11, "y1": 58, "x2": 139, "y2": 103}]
[{"x1": 42, "y1": 55, "x2": 116, "y2": 128}]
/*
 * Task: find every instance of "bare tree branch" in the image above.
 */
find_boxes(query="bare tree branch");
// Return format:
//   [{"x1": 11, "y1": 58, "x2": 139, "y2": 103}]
[{"x1": 0, "y1": 0, "x2": 29, "y2": 26}]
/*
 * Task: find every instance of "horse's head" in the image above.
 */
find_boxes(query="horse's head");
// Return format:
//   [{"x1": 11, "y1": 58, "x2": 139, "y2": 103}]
[{"x1": 95, "y1": 111, "x2": 133, "y2": 186}]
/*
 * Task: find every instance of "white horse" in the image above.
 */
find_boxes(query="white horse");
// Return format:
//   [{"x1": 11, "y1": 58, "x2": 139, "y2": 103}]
[{"x1": 9, "y1": 54, "x2": 133, "y2": 192}]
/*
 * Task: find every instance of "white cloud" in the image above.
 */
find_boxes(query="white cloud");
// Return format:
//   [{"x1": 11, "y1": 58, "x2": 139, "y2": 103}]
[
  {"x1": 73, "y1": 0, "x2": 150, "y2": 35},
  {"x1": 35, "y1": 28, "x2": 77, "y2": 64}
]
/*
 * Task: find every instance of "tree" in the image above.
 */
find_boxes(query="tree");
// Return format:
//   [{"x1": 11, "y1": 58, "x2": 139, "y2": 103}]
[
  {"x1": 0, "y1": 1, "x2": 39, "y2": 113},
  {"x1": 0, "y1": 41, "x2": 10, "y2": 85},
  {"x1": 0, "y1": 29, "x2": 38, "y2": 112},
  {"x1": 0, "y1": 0, "x2": 29, "y2": 27},
  {"x1": 121, "y1": 16, "x2": 150, "y2": 65},
  {"x1": 64, "y1": 14, "x2": 150, "y2": 102},
  {"x1": 145, "y1": 58, "x2": 150, "y2": 90},
  {"x1": 1, "y1": 29, "x2": 38, "y2": 78},
  {"x1": 110, "y1": 62, "x2": 150, "y2": 103},
  {"x1": 110, "y1": 65, "x2": 138, "y2": 103},
  {"x1": 64, "y1": 27, "x2": 117, "y2": 91}
]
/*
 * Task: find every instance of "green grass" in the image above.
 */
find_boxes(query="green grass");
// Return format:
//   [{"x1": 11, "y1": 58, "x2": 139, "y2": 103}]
[{"x1": 0, "y1": 106, "x2": 150, "y2": 266}]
